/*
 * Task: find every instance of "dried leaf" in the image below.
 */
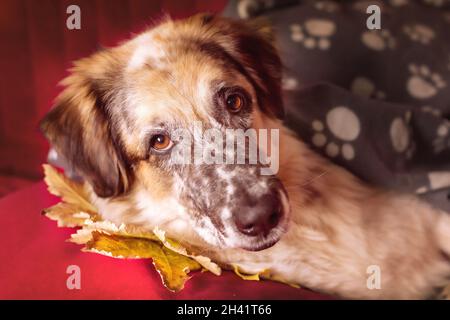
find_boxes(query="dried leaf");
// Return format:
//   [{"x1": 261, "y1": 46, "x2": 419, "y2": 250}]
[
  {"x1": 42, "y1": 163, "x2": 300, "y2": 292},
  {"x1": 154, "y1": 247, "x2": 202, "y2": 292},
  {"x1": 232, "y1": 264, "x2": 263, "y2": 281},
  {"x1": 85, "y1": 231, "x2": 201, "y2": 291},
  {"x1": 69, "y1": 220, "x2": 160, "y2": 245},
  {"x1": 43, "y1": 202, "x2": 91, "y2": 227},
  {"x1": 260, "y1": 270, "x2": 301, "y2": 289},
  {"x1": 42, "y1": 164, "x2": 215, "y2": 291},
  {"x1": 154, "y1": 227, "x2": 221, "y2": 276},
  {"x1": 231, "y1": 264, "x2": 300, "y2": 288},
  {"x1": 43, "y1": 164, "x2": 97, "y2": 214},
  {"x1": 85, "y1": 231, "x2": 162, "y2": 258}
]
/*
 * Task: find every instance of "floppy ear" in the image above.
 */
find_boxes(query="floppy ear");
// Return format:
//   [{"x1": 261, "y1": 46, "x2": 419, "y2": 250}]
[
  {"x1": 239, "y1": 18, "x2": 284, "y2": 119},
  {"x1": 219, "y1": 16, "x2": 284, "y2": 119},
  {"x1": 40, "y1": 51, "x2": 133, "y2": 198}
]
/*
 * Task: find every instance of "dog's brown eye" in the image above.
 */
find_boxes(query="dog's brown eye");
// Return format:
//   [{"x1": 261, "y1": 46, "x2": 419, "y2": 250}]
[
  {"x1": 226, "y1": 93, "x2": 244, "y2": 113},
  {"x1": 150, "y1": 134, "x2": 172, "y2": 151}
]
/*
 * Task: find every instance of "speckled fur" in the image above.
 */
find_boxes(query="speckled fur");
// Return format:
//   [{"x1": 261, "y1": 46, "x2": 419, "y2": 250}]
[{"x1": 41, "y1": 15, "x2": 450, "y2": 299}]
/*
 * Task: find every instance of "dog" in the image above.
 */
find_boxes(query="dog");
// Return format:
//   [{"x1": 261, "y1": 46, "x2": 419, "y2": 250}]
[{"x1": 40, "y1": 14, "x2": 450, "y2": 299}]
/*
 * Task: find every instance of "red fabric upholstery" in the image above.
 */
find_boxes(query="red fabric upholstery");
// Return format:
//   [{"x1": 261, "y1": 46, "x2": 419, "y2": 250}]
[
  {"x1": 0, "y1": 0, "x2": 226, "y2": 196},
  {"x1": 0, "y1": 175, "x2": 34, "y2": 197},
  {"x1": 0, "y1": 182, "x2": 332, "y2": 299}
]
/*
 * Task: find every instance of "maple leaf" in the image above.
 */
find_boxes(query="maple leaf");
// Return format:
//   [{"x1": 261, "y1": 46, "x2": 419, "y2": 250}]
[
  {"x1": 42, "y1": 164, "x2": 301, "y2": 291},
  {"x1": 85, "y1": 231, "x2": 201, "y2": 291},
  {"x1": 43, "y1": 164, "x2": 97, "y2": 214},
  {"x1": 154, "y1": 227, "x2": 221, "y2": 276},
  {"x1": 43, "y1": 202, "x2": 92, "y2": 228},
  {"x1": 232, "y1": 264, "x2": 262, "y2": 281},
  {"x1": 42, "y1": 164, "x2": 220, "y2": 292},
  {"x1": 231, "y1": 264, "x2": 300, "y2": 288}
]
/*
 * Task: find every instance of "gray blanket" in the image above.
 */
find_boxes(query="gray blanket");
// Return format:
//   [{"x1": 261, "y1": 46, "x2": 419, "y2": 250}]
[{"x1": 224, "y1": 0, "x2": 450, "y2": 211}]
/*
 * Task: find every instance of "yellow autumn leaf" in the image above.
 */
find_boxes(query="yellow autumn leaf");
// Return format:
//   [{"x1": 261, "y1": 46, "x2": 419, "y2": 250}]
[
  {"x1": 154, "y1": 247, "x2": 202, "y2": 292},
  {"x1": 84, "y1": 231, "x2": 163, "y2": 258},
  {"x1": 85, "y1": 231, "x2": 201, "y2": 291},
  {"x1": 42, "y1": 163, "x2": 302, "y2": 291},
  {"x1": 43, "y1": 164, "x2": 97, "y2": 214},
  {"x1": 69, "y1": 220, "x2": 160, "y2": 245},
  {"x1": 42, "y1": 164, "x2": 211, "y2": 291},
  {"x1": 154, "y1": 227, "x2": 221, "y2": 276},
  {"x1": 232, "y1": 264, "x2": 262, "y2": 281},
  {"x1": 43, "y1": 202, "x2": 92, "y2": 227},
  {"x1": 260, "y1": 270, "x2": 301, "y2": 289},
  {"x1": 231, "y1": 264, "x2": 300, "y2": 288}
]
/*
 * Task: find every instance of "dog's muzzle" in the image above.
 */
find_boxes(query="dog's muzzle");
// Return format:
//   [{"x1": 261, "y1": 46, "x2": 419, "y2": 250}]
[{"x1": 232, "y1": 179, "x2": 289, "y2": 251}]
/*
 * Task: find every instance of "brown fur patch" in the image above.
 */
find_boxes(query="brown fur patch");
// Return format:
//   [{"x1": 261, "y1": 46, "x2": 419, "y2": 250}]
[{"x1": 133, "y1": 161, "x2": 173, "y2": 199}]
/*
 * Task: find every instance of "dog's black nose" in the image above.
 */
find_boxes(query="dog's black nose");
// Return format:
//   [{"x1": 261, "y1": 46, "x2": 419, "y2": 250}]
[{"x1": 234, "y1": 192, "x2": 283, "y2": 237}]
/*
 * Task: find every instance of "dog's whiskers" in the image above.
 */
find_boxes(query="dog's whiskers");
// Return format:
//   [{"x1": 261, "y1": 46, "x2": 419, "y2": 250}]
[
  {"x1": 302, "y1": 170, "x2": 328, "y2": 186},
  {"x1": 286, "y1": 170, "x2": 329, "y2": 191}
]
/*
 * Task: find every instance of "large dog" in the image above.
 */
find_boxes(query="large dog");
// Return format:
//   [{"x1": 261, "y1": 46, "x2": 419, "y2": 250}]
[{"x1": 40, "y1": 15, "x2": 450, "y2": 299}]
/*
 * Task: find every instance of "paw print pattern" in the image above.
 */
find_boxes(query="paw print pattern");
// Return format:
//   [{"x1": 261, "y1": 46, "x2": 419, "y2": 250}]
[
  {"x1": 290, "y1": 19, "x2": 336, "y2": 50},
  {"x1": 421, "y1": 105, "x2": 442, "y2": 117},
  {"x1": 403, "y1": 24, "x2": 435, "y2": 44},
  {"x1": 430, "y1": 171, "x2": 450, "y2": 190},
  {"x1": 415, "y1": 185, "x2": 428, "y2": 194},
  {"x1": 282, "y1": 76, "x2": 299, "y2": 90},
  {"x1": 311, "y1": 106, "x2": 360, "y2": 160},
  {"x1": 351, "y1": 77, "x2": 386, "y2": 99},
  {"x1": 237, "y1": 0, "x2": 259, "y2": 19},
  {"x1": 432, "y1": 121, "x2": 450, "y2": 154},
  {"x1": 416, "y1": 171, "x2": 450, "y2": 195},
  {"x1": 353, "y1": 1, "x2": 385, "y2": 12},
  {"x1": 314, "y1": 1, "x2": 339, "y2": 12},
  {"x1": 389, "y1": 112, "x2": 415, "y2": 158},
  {"x1": 407, "y1": 64, "x2": 446, "y2": 99},
  {"x1": 361, "y1": 30, "x2": 396, "y2": 51},
  {"x1": 361, "y1": 29, "x2": 396, "y2": 51},
  {"x1": 389, "y1": 0, "x2": 409, "y2": 6},
  {"x1": 423, "y1": 0, "x2": 446, "y2": 7}
]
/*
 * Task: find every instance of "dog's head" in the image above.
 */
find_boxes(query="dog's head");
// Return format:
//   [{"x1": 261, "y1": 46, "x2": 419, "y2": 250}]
[{"x1": 41, "y1": 15, "x2": 289, "y2": 251}]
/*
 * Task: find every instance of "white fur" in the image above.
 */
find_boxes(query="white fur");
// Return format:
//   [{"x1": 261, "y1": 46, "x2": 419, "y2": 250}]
[{"x1": 127, "y1": 33, "x2": 166, "y2": 71}]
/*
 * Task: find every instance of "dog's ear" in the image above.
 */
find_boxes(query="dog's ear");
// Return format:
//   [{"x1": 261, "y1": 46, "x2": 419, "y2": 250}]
[
  {"x1": 239, "y1": 18, "x2": 284, "y2": 119},
  {"x1": 40, "y1": 51, "x2": 133, "y2": 198},
  {"x1": 217, "y1": 16, "x2": 284, "y2": 119}
]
